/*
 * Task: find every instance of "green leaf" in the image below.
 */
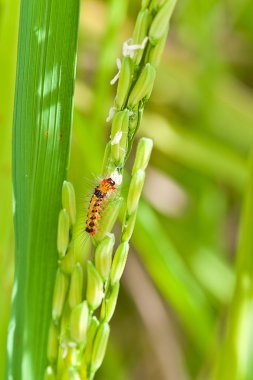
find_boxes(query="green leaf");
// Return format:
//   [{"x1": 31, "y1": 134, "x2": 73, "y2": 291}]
[
  {"x1": 7, "y1": 0, "x2": 80, "y2": 379},
  {"x1": 215, "y1": 150, "x2": 253, "y2": 380},
  {"x1": 0, "y1": 0, "x2": 20, "y2": 378},
  {"x1": 133, "y1": 201, "x2": 214, "y2": 353}
]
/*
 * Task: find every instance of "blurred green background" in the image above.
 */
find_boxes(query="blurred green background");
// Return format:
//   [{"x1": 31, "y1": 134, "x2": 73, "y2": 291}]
[{"x1": 1, "y1": 0, "x2": 253, "y2": 379}]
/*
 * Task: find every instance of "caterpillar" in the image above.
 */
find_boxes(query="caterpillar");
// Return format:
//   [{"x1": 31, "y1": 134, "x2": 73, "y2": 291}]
[{"x1": 85, "y1": 177, "x2": 116, "y2": 236}]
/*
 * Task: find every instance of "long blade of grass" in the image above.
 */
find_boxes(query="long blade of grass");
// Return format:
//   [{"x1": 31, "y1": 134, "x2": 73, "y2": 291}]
[
  {"x1": 133, "y1": 200, "x2": 214, "y2": 353},
  {"x1": 214, "y1": 149, "x2": 253, "y2": 380},
  {"x1": 7, "y1": 1, "x2": 80, "y2": 379},
  {"x1": 0, "y1": 0, "x2": 20, "y2": 378}
]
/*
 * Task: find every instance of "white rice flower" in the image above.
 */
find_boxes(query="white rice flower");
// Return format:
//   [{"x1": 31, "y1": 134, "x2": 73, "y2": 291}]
[{"x1": 122, "y1": 36, "x2": 148, "y2": 58}]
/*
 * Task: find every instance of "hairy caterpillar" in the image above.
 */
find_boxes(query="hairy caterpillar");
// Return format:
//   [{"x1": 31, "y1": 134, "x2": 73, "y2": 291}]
[{"x1": 85, "y1": 177, "x2": 117, "y2": 236}]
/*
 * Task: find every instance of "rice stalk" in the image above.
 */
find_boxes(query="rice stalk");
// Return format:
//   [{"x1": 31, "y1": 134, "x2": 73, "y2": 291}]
[{"x1": 45, "y1": 1, "x2": 178, "y2": 378}]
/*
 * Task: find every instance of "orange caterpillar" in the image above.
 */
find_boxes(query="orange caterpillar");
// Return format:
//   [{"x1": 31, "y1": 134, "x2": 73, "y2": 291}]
[{"x1": 85, "y1": 177, "x2": 116, "y2": 236}]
